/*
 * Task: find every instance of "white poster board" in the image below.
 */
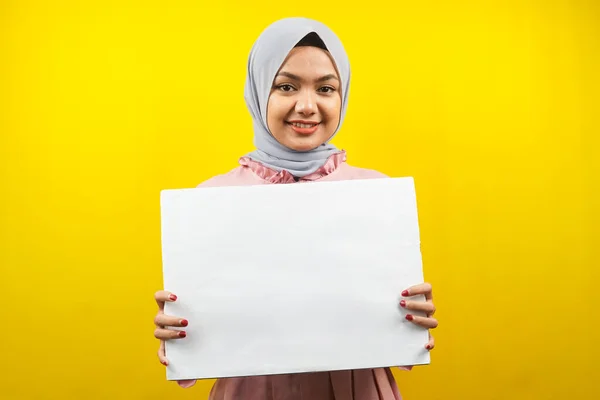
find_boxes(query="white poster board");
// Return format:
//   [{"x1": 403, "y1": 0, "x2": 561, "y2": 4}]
[{"x1": 160, "y1": 177, "x2": 430, "y2": 381}]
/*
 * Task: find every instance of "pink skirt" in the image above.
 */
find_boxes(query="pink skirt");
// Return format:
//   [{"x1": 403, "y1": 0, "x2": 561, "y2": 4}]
[{"x1": 207, "y1": 368, "x2": 402, "y2": 400}]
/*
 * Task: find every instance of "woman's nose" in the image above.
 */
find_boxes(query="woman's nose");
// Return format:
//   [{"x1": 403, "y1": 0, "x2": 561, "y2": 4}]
[{"x1": 295, "y1": 91, "x2": 316, "y2": 115}]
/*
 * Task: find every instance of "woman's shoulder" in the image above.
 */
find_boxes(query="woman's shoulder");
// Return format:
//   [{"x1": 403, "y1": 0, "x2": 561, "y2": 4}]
[
  {"x1": 327, "y1": 162, "x2": 389, "y2": 180},
  {"x1": 195, "y1": 166, "x2": 263, "y2": 188},
  {"x1": 193, "y1": 161, "x2": 389, "y2": 188}
]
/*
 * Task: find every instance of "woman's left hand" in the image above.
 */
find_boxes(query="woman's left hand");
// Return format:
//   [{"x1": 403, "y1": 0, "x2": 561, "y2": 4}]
[{"x1": 400, "y1": 282, "x2": 438, "y2": 350}]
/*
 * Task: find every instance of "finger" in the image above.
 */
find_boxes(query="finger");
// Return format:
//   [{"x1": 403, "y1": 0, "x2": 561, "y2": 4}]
[
  {"x1": 154, "y1": 314, "x2": 189, "y2": 328},
  {"x1": 425, "y1": 333, "x2": 435, "y2": 350},
  {"x1": 154, "y1": 327, "x2": 187, "y2": 340},
  {"x1": 405, "y1": 314, "x2": 438, "y2": 329},
  {"x1": 399, "y1": 299, "x2": 435, "y2": 315},
  {"x1": 155, "y1": 290, "x2": 178, "y2": 311},
  {"x1": 402, "y1": 282, "x2": 433, "y2": 301},
  {"x1": 158, "y1": 340, "x2": 169, "y2": 366},
  {"x1": 178, "y1": 380, "x2": 198, "y2": 388}
]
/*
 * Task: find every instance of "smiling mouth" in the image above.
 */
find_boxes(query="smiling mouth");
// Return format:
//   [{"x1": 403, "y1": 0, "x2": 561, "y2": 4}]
[
  {"x1": 289, "y1": 121, "x2": 319, "y2": 128},
  {"x1": 287, "y1": 121, "x2": 320, "y2": 135}
]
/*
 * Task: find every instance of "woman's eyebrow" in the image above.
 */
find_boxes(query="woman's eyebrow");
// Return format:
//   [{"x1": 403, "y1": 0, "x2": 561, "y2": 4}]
[{"x1": 276, "y1": 71, "x2": 339, "y2": 82}]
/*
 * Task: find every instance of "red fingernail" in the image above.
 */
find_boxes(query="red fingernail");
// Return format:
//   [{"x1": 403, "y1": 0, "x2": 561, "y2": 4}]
[
  {"x1": 406, "y1": 314, "x2": 414, "y2": 321},
  {"x1": 401, "y1": 290, "x2": 409, "y2": 297},
  {"x1": 169, "y1": 294, "x2": 177, "y2": 301},
  {"x1": 162, "y1": 361, "x2": 168, "y2": 366},
  {"x1": 178, "y1": 331, "x2": 187, "y2": 338},
  {"x1": 399, "y1": 300, "x2": 406, "y2": 308},
  {"x1": 181, "y1": 319, "x2": 188, "y2": 327},
  {"x1": 426, "y1": 344, "x2": 431, "y2": 350}
]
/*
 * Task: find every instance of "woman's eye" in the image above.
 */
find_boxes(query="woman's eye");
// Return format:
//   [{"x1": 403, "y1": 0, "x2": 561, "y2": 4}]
[
  {"x1": 278, "y1": 84, "x2": 294, "y2": 92},
  {"x1": 319, "y1": 86, "x2": 335, "y2": 93}
]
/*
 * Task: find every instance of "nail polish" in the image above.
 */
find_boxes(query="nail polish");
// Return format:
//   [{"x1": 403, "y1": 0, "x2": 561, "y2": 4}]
[
  {"x1": 426, "y1": 344, "x2": 431, "y2": 350},
  {"x1": 405, "y1": 314, "x2": 414, "y2": 321},
  {"x1": 178, "y1": 331, "x2": 187, "y2": 338},
  {"x1": 399, "y1": 300, "x2": 406, "y2": 308},
  {"x1": 181, "y1": 319, "x2": 188, "y2": 327},
  {"x1": 169, "y1": 294, "x2": 177, "y2": 301},
  {"x1": 401, "y1": 290, "x2": 409, "y2": 297}
]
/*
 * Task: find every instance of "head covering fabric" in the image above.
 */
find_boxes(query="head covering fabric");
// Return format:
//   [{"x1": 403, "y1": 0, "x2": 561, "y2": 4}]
[{"x1": 243, "y1": 17, "x2": 351, "y2": 177}]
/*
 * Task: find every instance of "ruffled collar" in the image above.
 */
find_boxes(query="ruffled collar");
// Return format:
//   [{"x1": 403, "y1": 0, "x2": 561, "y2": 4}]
[{"x1": 238, "y1": 151, "x2": 346, "y2": 184}]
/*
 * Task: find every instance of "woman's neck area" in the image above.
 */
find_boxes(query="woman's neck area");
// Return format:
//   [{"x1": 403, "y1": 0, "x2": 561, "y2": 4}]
[{"x1": 239, "y1": 150, "x2": 346, "y2": 184}]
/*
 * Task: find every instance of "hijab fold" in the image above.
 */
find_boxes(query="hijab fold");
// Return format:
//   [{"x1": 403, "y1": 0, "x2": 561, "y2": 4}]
[{"x1": 243, "y1": 17, "x2": 351, "y2": 177}]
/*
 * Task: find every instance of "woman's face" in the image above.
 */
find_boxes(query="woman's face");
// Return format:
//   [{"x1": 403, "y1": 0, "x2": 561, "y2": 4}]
[{"x1": 266, "y1": 46, "x2": 342, "y2": 152}]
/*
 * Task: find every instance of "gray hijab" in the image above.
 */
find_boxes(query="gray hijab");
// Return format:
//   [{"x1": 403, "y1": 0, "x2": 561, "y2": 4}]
[{"x1": 243, "y1": 17, "x2": 351, "y2": 177}]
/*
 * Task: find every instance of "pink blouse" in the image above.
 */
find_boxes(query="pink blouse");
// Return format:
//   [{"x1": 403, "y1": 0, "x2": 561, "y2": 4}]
[{"x1": 176, "y1": 151, "x2": 410, "y2": 400}]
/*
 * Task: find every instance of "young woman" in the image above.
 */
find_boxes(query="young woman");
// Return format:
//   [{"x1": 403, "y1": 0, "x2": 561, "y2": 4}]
[{"x1": 153, "y1": 17, "x2": 438, "y2": 400}]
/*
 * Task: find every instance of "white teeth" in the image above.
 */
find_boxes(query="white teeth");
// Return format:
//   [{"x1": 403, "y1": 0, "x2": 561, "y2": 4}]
[{"x1": 291, "y1": 122, "x2": 318, "y2": 128}]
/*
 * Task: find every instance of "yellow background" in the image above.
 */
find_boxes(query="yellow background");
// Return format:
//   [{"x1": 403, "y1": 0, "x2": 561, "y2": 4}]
[{"x1": 1, "y1": 0, "x2": 599, "y2": 399}]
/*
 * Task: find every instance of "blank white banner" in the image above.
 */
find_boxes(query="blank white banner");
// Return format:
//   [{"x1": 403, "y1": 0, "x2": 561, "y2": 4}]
[{"x1": 160, "y1": 177, "x2": 430, "y2": 381}]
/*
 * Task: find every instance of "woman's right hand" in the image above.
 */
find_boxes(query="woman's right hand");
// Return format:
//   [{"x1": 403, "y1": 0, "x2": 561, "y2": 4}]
[{"x1": 154, "y1": 290, "x2": 188, "y2": 366}]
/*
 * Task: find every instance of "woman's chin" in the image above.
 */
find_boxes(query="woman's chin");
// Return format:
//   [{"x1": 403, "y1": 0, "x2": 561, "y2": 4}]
[
  {"x1": 287, "y1": 140, "x2": 323, "y2": 152},
  {"x1": 278, "y1": 133, "x2": 331, "y2": 152}
]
